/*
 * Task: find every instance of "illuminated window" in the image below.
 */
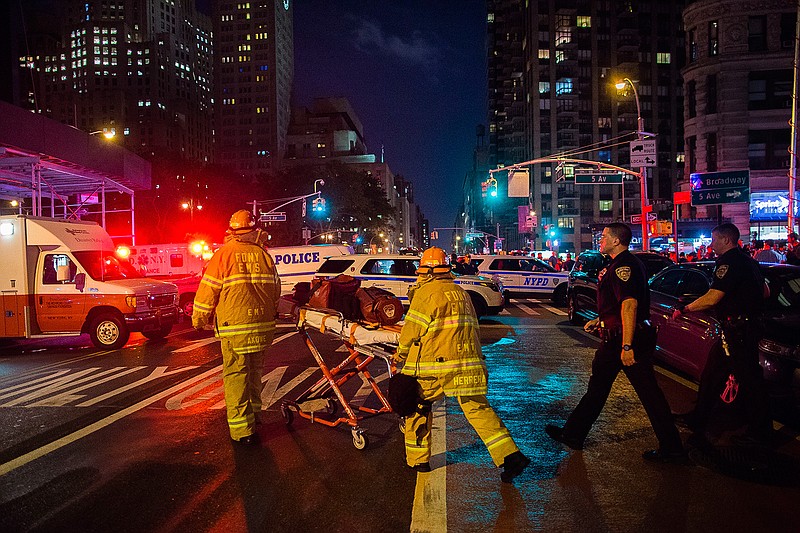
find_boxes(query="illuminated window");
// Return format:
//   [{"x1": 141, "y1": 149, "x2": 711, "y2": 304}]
[
  {"x1": 577, "y1": 16, "x2": 591, "y2": 28},
  {"x1": 538, "y1": 49, "x2": 549, "y2": 59},
  {"x1": 599, "y1": 200, "x2": 613, "y2": 211},
  {"x1": 656, "y1": 52, "x2": 671, "y2": 64}
]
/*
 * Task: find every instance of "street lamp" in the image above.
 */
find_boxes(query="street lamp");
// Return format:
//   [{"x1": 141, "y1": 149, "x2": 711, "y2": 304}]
[
  {"x1": 90, "y1": 129, "x2": 116, "y2": 139},
  {"x1": 180, "y1": 199, "x2": 203, "y2": 221},
  {"x1": 615, "y1": 77, "x2": 649, "y2": 250}
]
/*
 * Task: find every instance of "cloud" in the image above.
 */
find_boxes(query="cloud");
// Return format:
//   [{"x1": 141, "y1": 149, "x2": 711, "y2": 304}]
[{"x1": 350, "y1": 18, "x2": 443, "y2": 68}]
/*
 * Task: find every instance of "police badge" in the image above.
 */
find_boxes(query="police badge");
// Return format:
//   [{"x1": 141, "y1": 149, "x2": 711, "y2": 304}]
[
  {"x1": 715, "y1": 265, "x2": 729, "y2": 279},
  {"x1": 615, "y1": 266, "x2": 631, "y2": 282}
]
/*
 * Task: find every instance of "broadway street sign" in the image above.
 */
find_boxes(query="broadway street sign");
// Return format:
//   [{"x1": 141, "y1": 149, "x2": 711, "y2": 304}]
[{"x1": 690, "y1": 170, "x2": 750, "y2": 206}]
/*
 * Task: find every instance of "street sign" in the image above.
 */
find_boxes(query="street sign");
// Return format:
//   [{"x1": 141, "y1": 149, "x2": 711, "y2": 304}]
[
  {"x1": 575, "y1": 171, "x2": 625, "y2": 184},
  {"x1": 259, "y1": 212, "x2": 286, "y2": 222},
  {"x1": 690, "y1": 170, "x2": 750, "y2": 206},
  {"x1": 466, "y1": 232, "x2": 483, "y2": 239},
  {"x1": 630, "y1": 139, "x2": 657, "y2": 167},
  {"x1": 630, "y1": 212, "x2": 657, "y2": 224},
  {"x1": 673, "y1": 190, "x2": 691, "y2": 205}
]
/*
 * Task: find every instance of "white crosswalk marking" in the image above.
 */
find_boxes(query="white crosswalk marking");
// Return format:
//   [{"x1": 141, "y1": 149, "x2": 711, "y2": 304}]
[
  {"x1": 515, "y1": 303, "x2": 540, "y2": 315},
  {"x1": 540, "y1": 303, "x2": 568, "y2": 316},
  {"x1": 410, "y1": 400, "x2": 447, "y2": 532}
]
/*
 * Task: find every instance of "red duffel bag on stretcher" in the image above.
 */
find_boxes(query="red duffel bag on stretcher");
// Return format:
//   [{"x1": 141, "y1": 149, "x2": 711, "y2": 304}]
[
  {"x1": 355, "y1": 287, "x2": 403, "y2": 326},
  {"x1": 308, "y1": 275, "x2": 362, "y2": 320}
]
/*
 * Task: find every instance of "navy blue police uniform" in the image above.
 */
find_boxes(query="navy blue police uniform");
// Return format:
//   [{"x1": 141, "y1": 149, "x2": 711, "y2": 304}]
[
  {"x1": 559, "y1": 250, "x2": 683, "y2": 452},
  {"x1": 691, "y1": 247, "x2": 771, "y2": 439}
]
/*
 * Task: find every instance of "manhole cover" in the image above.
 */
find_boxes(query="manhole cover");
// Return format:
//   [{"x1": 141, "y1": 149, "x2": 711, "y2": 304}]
[{"x1": 689, "y1": 446, "x2": 800, "y2": 486}]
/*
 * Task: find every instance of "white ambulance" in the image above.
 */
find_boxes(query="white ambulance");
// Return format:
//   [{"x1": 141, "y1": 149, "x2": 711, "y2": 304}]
[{"x1": 0, "y1": 215, "x2": 179, "y2": 349}]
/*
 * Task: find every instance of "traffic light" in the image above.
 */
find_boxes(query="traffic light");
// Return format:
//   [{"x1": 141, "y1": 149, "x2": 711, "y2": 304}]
[
  {"x1": 488, "y1": 177, "x2": 498, "y2": 197},
  {"x1": 312, "y1": 197, "x2": 326, "y2": 213},
  {"x1": 481, "y1": 181, "x2": 488, "y2": 198}
]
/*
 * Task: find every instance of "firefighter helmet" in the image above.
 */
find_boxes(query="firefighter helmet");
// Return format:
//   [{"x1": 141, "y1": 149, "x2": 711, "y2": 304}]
[
  {"x1": 229, "y1": 209, "x2": 256, "y2": 231},
  {"x1": 416, "y1": 246, "x2": 451, "y2": 275}
]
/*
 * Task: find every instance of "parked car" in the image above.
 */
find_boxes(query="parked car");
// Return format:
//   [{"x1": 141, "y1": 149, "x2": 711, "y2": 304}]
[
  {"x1": 648, "y1": 262, "x2": 800, "y2": 392},
  {"x1": 469, "y1": 254, "x2": 569, "y2": 305},
  {"x1": 314, "y1": 254, "x2": 504, "y2": 317},
  {"x1": 567, "y1": 250, "x2": 673, "y2": 323}
]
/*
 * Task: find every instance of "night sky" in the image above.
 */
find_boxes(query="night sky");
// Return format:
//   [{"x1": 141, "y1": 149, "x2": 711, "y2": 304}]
[{"x1": 291, "y1": 1, "x2": 488, "y2": 243}]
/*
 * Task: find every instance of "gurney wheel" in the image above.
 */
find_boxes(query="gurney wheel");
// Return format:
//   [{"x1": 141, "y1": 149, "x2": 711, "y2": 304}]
[
  {"x1": 352, "y1": 430, "x2": 368, "y2": 450},
  {"x1": 325, "y1": 398, "x2": 339, "y2": 416},
  {"x1": 280, "y1": 403, "x2": 294, "y2": 426}
]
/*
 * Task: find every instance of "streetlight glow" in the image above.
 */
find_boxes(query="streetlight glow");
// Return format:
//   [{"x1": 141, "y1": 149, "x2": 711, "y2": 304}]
[{"x1": 615, "y1": 77, "x2": 649, "y2": 250}]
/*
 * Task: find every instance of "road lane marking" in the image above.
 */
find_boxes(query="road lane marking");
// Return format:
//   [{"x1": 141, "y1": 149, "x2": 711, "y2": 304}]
[
  {"x1": 172, "y1": 337, "x2": 219, "y2": 353},
  {"x1": 0, "y1": 367, "x2": 134, "y2": 406},
  {"x1": 76, "y1": 366, "x2": 198, "y2": 407},
  {"x1": 0, "y1": 365, "x2": 223, "y2": 476},
  {"x1": 540, "y1": 303, "x2": 568, "y2": 316},
  {"x1": 515, "y1": 304, "x2": 540, "y2": 316},
  {"x1": 653, "y1": 365, "x2": 698, "y2": 391},
  {"x1": 410, "y1": 399, "x2": 447, "y2": 533},
  {"x1": 29, "y1": 366, "x2": 148, "y2": 407}
]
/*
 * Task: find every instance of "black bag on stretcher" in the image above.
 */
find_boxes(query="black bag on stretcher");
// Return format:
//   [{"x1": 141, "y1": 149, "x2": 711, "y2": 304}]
[
  {"x1": 355, "y1": 287, "x2": 403, "y2": 326},
  {"x1": 308, "y1": 275, "x2": 362, "y2": 320}
]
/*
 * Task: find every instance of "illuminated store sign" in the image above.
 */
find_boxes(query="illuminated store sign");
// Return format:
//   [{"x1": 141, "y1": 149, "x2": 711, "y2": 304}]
[{"x1": 750, "y1": 191, "x2": 800, "y2": 221}]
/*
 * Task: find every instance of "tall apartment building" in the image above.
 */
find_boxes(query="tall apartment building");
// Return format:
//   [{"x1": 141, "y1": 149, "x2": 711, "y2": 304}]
[
  {"x1": 478, "y1": 0, "x2": 685, "y2": 253},
  {"x1": 682, "y1": 0, "x2": 797, "y2": 242},
  {"x1": 213, "y1": 0, "x2": 293, "y2": 177},
  {"x1": 18, "y1": 0, "x2": 213, "y2": 163}
]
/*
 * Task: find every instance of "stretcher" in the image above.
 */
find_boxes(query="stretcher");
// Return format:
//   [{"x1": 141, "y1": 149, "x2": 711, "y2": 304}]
[{"x1": 279, "y1": 306, "x2": 401, "y2": 450}]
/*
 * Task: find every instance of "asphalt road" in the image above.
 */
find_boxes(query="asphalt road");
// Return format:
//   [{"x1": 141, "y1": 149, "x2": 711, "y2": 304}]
[{"x1": 0, "y1": 300, "x2": 799, "y2": 532}]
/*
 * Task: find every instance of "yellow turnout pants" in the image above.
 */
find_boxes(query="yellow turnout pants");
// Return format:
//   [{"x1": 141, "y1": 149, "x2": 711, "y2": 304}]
[
  {"x1": 404, "y1": 378, "x2": 519, "y2": 467},
  {"x1": 221, "y1": 338, "x2": 264, "y2": 440}
]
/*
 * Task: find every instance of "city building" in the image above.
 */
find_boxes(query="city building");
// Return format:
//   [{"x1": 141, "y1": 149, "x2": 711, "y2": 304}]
[
  {"x1": 472, "y1": 0, "x2": 686, "y2": 253},
  {"x1": 682, "y1": 0, "x2": 797, "y2": 243},
  {"x1": 213, "y1": 0, "x2": 293, "y2": 177},
  {"x1": 13, "y1": 0, "x2": 214, "y2": 164},
  {"x1": 283, "y1": 97, "x2": 427, "y2": 250}
]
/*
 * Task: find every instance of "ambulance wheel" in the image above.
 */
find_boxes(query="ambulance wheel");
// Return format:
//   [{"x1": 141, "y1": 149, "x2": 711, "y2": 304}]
[
  {"x1": 179, "y1": 294, "x2": 194, "y2": 317},
  {"x1": 142, "y1": 324, "x2": 172, "y2": 340},
  {"x1": 468, "y1": 293, "x2": 488, "y2": 318},
  {"x1": 89, "y1": 313, "x2": 129, "y2": 350},
  {"x1": 352, "y1": 430, "x2": 368, "y2": 450},
  {"x1": 280, "y1": 403, "x2": 294, "y2": 426}
]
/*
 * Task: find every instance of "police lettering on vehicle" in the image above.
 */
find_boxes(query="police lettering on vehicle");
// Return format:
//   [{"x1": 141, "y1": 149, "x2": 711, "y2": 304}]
[{"x1": 273, "y1": 251, "x2": 320, "y2": 266}]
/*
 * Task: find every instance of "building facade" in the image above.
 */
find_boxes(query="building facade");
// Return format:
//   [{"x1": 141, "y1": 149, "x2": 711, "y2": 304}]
[
  {"x1": 19, "y1": 0, "x2": 213, "y2": 163},
  {"x1": 682, "y1": 0, "x2": 797, "y2": 242},
  {"x1": 476, "y1": 0, "x2": 686, "y2": 253},
  {"x1": 213, "y1": 0, "x2": 293, "y2": 177}
]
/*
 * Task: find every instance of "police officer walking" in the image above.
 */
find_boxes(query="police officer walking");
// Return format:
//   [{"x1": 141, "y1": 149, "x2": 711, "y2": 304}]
[
  {"x1": 671, "y1": 223, "x2": 772, "y2": 447},
  {"x1": 546, "y1": 223, "x2": 685, "y2": 463},
  {"x1": 393, "y1": 247, "x2": 530, "y2": 482},
  {"x1": 193, "y1": 210, "x2": 281, "y2": 445}
]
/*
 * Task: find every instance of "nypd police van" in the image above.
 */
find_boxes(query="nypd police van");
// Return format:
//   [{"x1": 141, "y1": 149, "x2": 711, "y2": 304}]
[
  {"x1": 469, "y1": 254, "x2": 569, "y2": 305},
  {"x1": 270, "y1": 244, "x2": 354, "y2": 294},
  {"x1": 314, "y1": 254, "x2": 504, "y2": 317}
]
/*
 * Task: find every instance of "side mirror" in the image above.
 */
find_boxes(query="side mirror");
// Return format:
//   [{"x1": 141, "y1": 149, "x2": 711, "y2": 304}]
[{"x1": 75, "y1": 273, "x2": 86, "y2": 292}]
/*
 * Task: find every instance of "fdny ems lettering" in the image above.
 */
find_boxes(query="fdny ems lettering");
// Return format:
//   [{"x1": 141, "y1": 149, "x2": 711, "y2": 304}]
[
  {"x1": 235, "y1": 252, "x2": 262, "y2": 273},
  {"x1": 444, "y1": 289, "x2": 469, "y2": 315},
  {"x1": 274, "y1": 252, "x2": 320, "y2": 266}
]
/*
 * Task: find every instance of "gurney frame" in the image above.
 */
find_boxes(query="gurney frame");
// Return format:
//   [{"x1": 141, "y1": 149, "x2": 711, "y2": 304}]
[{"x1": 280, "y1": 307, "x2": 398, "y2": 450}]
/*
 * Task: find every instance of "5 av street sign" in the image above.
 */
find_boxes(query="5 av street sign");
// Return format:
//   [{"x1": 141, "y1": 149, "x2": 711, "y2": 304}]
[
  {"x1": 690, "y1": 170, "x2": 750, "y2": 206},
  {"x1": 574, "y1": 170, "x2": 626, "y2": 184},
  {"x1": 260, "y1": 212, "x2": 287, "y2": 222}
]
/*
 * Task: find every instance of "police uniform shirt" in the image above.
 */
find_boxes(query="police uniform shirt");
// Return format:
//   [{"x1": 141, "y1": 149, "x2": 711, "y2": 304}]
[
  {"x1": 710, "y1": 247, "x2": 764, "y2": 319},
  {"x1": 597, "y1": 250, "x2": 650, "y2": 328}
]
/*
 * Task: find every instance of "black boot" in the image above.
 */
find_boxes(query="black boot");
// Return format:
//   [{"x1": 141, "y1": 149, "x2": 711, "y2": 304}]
[{"x1": 500, "y1": 451, "x2": 530, "y2": 483}]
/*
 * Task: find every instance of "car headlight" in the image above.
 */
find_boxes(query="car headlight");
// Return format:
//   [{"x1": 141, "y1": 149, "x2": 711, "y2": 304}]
[{"x1": 759, "y1": 339, "x2": 799, "y2": 361}]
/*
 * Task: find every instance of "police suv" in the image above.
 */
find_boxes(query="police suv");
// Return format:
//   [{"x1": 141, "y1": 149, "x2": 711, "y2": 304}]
[
  {"x1": 469, "y1": 254, "x2": 569, "y2": 305},
  {"x1": 269, "y1": 244, "x2": 353, "y2": 295},
  {"x1": 314, "y1": 254, "x2": 505, "y2": 317}
]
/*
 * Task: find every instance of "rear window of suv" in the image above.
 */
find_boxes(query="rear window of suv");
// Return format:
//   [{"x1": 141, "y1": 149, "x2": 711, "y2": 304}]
[{"x1": 317, "y1": 259, "x2": 355, "y2": 274}]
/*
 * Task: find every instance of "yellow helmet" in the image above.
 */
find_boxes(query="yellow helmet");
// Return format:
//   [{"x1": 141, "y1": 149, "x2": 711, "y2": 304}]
[
  {"x1": 229, "y1": 209, "x2": 256, "y2": 231},
  {"x1": 416, "y1": 246, "x2": 451, "y2": 275}
]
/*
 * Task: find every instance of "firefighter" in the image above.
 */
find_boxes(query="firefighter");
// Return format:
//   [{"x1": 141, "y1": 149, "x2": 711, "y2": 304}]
[
  {"x1": 393, "y1": 247, "x2": 530, "y2": 482},
  {"x1": 193, "y1": 209, "x2": 281, "y2": 445}
]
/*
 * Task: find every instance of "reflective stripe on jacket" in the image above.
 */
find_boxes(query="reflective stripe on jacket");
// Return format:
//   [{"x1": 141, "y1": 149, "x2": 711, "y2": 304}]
[
  {"x1": 192, "y1": 229, "x2": 281, "y2": 354},
  {"x1": 396, "y1": 273, "x2": 487, "y2": 396}
]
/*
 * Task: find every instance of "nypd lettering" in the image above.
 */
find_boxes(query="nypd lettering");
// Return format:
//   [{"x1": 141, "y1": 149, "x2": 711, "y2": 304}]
[{"x1": 274, "y1": 252, "x2": 320, "y2": 266}]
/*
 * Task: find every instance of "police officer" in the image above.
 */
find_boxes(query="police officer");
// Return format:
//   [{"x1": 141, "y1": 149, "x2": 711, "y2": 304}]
[
  {"x1": 193, "y1": 210, "x2": 281, "y2": 445},
  {"x1": 393, "y1": 247, "x2": 530, "y2": 482},
  {"x1": 545, "y1": 223, "x2": 685, "y2": 463},
  {"x1": 671, "y1": 223, "x2": 772, "y2": 446}
]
